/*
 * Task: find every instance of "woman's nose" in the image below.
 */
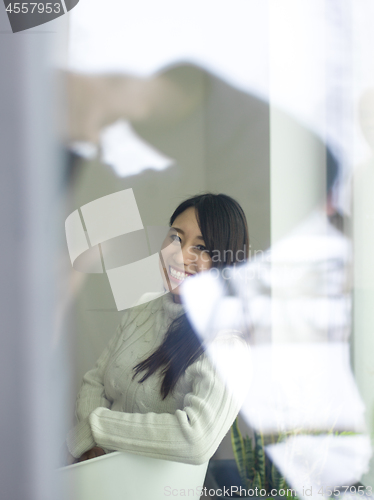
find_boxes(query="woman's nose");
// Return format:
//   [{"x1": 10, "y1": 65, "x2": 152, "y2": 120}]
[
  {"x1": 174, "y1": 244, "x2": 194, "y2": 267},
  {"x1": 183, "y1": 246, "x2": 198, "y2": 268}
]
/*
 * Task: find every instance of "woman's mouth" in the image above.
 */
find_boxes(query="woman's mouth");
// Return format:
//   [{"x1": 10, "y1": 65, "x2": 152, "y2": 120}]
[{"x1": 169, "y1": 265, "x2": 192, "y2": 283}]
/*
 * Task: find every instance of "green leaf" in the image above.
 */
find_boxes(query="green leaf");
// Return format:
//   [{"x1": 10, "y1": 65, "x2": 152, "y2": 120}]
[
  {"x1": 271, "y1": 461, "x2": 285, "y2": 491},
  {"x1": 252, "y1": 470, "x2": 262, "y2": 490},
  {"x1": 231, "y1": 418, "x2": 246, "y2": 485},
  {"x1": 244, "y1": 436, "x2": 255, "y2": 480},
  {"x1": 255, "y1": 432, "x2": 266, "y2": 488}
]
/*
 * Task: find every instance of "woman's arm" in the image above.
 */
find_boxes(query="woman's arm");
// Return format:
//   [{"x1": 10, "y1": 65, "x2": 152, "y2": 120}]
[
  {"x1": 69, "y1": 335, "x2": 251, "y2": 464},
  {"x1": 66, "y1": 323, "x2": 125, "y2": 457}
]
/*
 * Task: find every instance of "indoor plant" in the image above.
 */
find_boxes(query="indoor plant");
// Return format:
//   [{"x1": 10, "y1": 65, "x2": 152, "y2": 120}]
[
  {"x1": 230, "y1": 418, "x2": 288, "y2": 495},
  {"x1": 205, "y1": 419, "x2": 294, "y2": 499}
]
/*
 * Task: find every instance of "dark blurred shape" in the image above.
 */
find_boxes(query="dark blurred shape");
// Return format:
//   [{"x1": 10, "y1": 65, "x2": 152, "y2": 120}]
[
  {"x1": 133, "y1": 63, "x2": 271, "y2": 253},
  {"x1": 4, "y1": 0, "x2": 64, "y2": 33},
  {"x1": 65, "y1": 0, "x2": 80, "y2": 12}
]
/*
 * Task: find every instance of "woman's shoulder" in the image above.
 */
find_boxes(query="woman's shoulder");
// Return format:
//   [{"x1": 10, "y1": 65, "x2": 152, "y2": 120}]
[
  {"x1": 207, "y1": 330, "x2": 250, "y2": 361},
  {"x1": 202, "y1": 329, "x2": 249, "y2": 352},
  {"x1": 119, "y1": 291, "x2": 165, "y2": 331},
  {"x1": 188, "y1": 330, "x2": 250, "y2": 370},
  {"x1": 186, "y1": 330, "x2": 251, "y2": 384}
]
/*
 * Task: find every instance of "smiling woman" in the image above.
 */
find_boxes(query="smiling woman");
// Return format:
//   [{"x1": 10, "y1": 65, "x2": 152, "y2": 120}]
[
  {"x1": 161, "y1": 207, "x2": 213, "y2": 302},
  {"x1": 66, "y1": 193, "x2": 250, "y2": 466},
  {"x1": 161, "y1": 193, "x2": 249, "y2": 302}
]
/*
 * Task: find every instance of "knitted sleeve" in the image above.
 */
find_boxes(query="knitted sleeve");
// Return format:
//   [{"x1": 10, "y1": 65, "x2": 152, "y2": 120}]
[
  {"x1": 66, "y1": 321, "x2": 126, "y2": 456},
  {"x1": 68, "y1": 334, "x2": 251, "y2": 464},
  {"x1": 67, "y1": 298, "x2": 162, "y2": 457}
]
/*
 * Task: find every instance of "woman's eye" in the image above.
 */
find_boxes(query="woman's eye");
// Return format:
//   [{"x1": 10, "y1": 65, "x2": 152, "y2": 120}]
[
  {"x1": 170, "y1": 234, "x2": 181, "y2": 243},
  {"x1": 195, "y1": 244, "x2": 208, "y2": 252}
]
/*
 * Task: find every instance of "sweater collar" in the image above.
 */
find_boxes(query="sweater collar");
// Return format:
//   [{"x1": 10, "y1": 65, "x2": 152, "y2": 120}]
[{"x1": 162, "y1": 292, "x2": 184, "y2": 321}]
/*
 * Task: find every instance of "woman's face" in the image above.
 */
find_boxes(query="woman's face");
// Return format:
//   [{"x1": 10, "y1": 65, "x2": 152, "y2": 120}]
[{"x1": 160, "y1": 207, "x2": 212, "y2": 303}]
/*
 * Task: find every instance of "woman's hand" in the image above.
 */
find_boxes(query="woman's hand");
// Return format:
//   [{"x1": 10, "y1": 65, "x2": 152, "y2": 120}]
[{"x1": 78, "y1": 446, "x2": 106, "y2": 462}]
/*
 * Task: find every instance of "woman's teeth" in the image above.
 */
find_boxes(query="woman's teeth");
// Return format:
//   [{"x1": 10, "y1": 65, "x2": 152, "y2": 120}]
[{"x1": 170, "y1": 266, "x2": 189, "y2": 281}]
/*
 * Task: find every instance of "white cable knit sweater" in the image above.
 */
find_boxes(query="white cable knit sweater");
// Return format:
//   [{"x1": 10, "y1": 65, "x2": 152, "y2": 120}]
[{"x1": 67, "y1": 292, "x2": 249, "y2": 465}]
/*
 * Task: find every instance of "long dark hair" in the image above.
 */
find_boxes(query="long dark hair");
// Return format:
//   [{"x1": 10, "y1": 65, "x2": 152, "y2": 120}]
[{"x1": 133, "y1": 193, "x2": 249, "y2": 399}]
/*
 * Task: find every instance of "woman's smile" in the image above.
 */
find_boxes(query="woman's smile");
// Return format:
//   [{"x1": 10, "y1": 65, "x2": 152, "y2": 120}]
[
  {"x1": 169, "y1": 265, "x2": 193, "y2": 283},
  {"x1": 160, "y1": 206, "x2": 212, "y2": 302}
]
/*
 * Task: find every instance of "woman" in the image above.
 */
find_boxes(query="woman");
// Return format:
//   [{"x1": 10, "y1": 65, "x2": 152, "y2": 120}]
[{"x1": 67, "y1": 193, "x2": 250, "y2": 464}]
